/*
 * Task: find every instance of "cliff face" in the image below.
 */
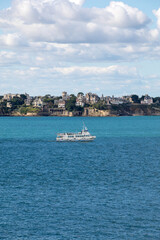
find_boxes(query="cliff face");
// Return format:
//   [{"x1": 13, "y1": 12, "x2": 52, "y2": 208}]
[
  {"x1": 83, "y1": 108, "x2": 111, "y2": 117},
  {"x1": 82, "y1": 105, "x2": 160, "y2": 117},
  {"x1": 117, "y1": 104, "x2": 160, "y2": 116},
  {"x1": 49, "y1": 109, "x2": 73, "y2": 117},
  {"x1": 1, "y1": 104, "x2": 160, "y2": 117}
]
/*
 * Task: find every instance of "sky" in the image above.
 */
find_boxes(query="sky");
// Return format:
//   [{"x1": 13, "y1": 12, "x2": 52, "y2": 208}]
[{"x1": 0, "y1": 0, "x2": 160, "y2": 96}]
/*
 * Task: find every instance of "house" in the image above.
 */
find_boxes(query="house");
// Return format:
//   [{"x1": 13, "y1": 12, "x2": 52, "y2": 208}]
[
  {"x1": 141, "y1": 95, "x2": 153, "y2": 105},
  {"x1": 62, "y1": 91, "x2": 70, "y2": 101},
  {"x1": 32, "y1": 97, "x2": 44, "y2": 108},
  {"x1": 3, "y1": 93, "x2": 21, "y2": 101},
  {"x1": 25, "y1": 97, "x2": 32, "y2": 106},
  {"x1": 7, "y1": 102, "x2": 12, "y2": 108},
  {"x1": 58, "y1": 99, "x2": 66, "y2": 108},
  {"x1": 91, "y1": 94, "x2": 100, "y2": 104},
  {"x1": 122, "y1": 95, "x2": 134, "y2": 103},
  {"x1": 76, "y1": 92, "x2": 85, "y2": 107},
  {"x1": 76, "y1": 99, "x2": 85, "y2": 107},
  {"x1": 110, "y1": 98, "x2": 124, "y2": 105},
  {"x1": 54, "y1": 99, "x2": 59, "y2": 105},
  {"x1": 77, "y1": 92, "x2": 84, "y2": 98},
  {"x1": 85, "y1": 93, "x2": 100, "y2": 104},
  {"x1": 100, "y1": 94, "x2": 105, "y2": 101},
  {"x1": 107, "y1": 95, "x2": 125, "y2": 105},
  {"x1": 105, "y1": 96, "x2": 112, "y2": 105},
  {"x1": 85, "y1": 92, "x2": 92, "y2": 103},
  {"x1": 24, "y1": 93, "x2": 32, "y2": 106}
]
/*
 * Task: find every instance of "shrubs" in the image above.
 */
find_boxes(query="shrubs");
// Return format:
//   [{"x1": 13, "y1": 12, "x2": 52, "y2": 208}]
[{"x1": 19, "y1": 106, "x2": 40, "y2": 115}]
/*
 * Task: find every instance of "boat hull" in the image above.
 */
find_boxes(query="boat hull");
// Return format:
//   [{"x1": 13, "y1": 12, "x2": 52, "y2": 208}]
[{"x1": 56, "y1": 136, "x2": 96, "y2": 142}]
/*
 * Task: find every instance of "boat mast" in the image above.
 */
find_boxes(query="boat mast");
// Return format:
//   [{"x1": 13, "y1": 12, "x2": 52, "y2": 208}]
[
  {"x1": 83, "y1": 121, "x2": 85, "y2": 131},
  {"x1": 83, "y1": 121, "x2": 88, "y2": 131}
]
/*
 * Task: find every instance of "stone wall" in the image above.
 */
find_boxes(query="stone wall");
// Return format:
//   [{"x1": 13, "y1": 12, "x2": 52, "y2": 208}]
[{"x1": 83, "y1": 108, "x2": 111, "y2": 117}]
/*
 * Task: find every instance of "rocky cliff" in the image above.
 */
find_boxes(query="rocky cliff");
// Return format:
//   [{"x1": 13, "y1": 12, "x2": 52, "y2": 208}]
[
  {"x1": 82, "y1": 104, "x2": 160, "y2": 117},
  {"x1": 1, "y1": 104, "x2": 160, "y2": 117}
]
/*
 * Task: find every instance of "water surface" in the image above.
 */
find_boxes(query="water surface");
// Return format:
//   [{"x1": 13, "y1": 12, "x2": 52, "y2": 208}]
[{"x1": 0, "y1": 116, "x2": 160, "y2": 239}]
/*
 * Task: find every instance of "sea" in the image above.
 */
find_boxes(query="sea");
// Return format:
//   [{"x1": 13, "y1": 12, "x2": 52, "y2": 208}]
[{"x1": 0, "y1": 116, "x2": 160, "y2": 240}]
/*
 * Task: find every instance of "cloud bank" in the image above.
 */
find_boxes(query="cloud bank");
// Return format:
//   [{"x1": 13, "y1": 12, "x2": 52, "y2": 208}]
[
  {"x1": 0, "y1": 0, "x2": 160, "y2": 95},
  {"x1": 0, "y1": 0, "x2": 152, "y2": 43}
]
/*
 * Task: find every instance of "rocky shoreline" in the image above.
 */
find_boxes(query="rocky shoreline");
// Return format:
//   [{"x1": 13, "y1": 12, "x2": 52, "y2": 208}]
[{"x1": 2, "y1": 104, "x2": 160, "y2": 117}]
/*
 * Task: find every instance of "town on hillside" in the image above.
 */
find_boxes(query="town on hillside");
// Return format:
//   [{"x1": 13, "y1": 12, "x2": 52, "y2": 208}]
[{"x1": 0, "y1": 92, "x2": 160, "y2": 116}]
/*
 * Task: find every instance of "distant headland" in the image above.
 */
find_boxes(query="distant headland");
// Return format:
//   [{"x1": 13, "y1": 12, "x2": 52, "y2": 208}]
[{"x1": 1, "y1": 92, "x2": 160, "y2": 117}]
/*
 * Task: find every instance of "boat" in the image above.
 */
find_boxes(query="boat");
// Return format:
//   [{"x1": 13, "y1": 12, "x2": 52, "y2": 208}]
[{"x1": 56, "y1": 124, "x2": 96, "y2": 142}]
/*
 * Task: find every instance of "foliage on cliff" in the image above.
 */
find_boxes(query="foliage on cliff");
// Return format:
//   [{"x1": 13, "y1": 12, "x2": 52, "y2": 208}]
[
  {"x1": 92, "y1": 101, "x2": 109, "y2": 110},
  {"x1": 0, "y1": 104, "x2": 9, "y2": 115},
  {"x1": 19, "y1": 106, "x2": 40, "y2": 115},
  {"x1": 8, "y1": 95, "x2": 26, "y2": 111},
  {"x1": 131, "y1": 95, "x2": 140, "y2": 103},
  {"x1": 65, "y1": 95, "x2": 83, "y2": 112}
]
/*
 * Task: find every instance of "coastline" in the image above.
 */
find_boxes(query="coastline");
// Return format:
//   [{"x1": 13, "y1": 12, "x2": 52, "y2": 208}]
[{"x1": 1, "y1": 105, "x2": 160, "y2": 117}]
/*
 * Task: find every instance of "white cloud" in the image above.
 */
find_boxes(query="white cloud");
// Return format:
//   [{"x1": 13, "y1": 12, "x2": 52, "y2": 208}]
[
  {"x1": 0, "y1": 0, "x2": 159, "y2": 59},
  {"x1": 1, "y1": 63, "x2": 159, "y2": 96},
  {"x1": 0, "y1": 51, "x2": 19, "y2": 66},
  {"x1": 153, "y1": 8, "x2": 160, "y2": 28},
  {"x1": 95, "y1": 1, "x2": 150, "y2": 29},
  {"x1": 0, "y1": 33, "x2": 27, "y2": 47},
  {"x1": 69, "y1": 0, "x2": 85, "y2": 6},
  {"x1": 0, "y1": 1, "x2": 160, "y2": 96},
  {"x1": 53, "y1": 65, "x2": 138, "y2": 77},
  {"x1": 0, "y1": 0, "x2": 151, "y2": 44}
]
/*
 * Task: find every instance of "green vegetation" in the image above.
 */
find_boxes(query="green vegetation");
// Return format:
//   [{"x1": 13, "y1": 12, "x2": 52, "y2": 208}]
[
  {"x1": 0, "y1": 92, "x2": 160, "y2": 116},
  {"x1": 93, "y1": 101, "x2": 109, "y2": 110},
  {"x1": 0, "y1": 104, "x2": 8, "y2": 115},
  {"x1": 19, "y1": 106, "x2": 40, "y2": 115},
  {"x1": 10, "y1": 96, "x2": 25, "y2": 110},
  {"x1": 131, "y1": 95, "x2": 140, "y2": 103},
  {"x1": 43, "y1": 97, "x2": 55, "y2": 108},
  {"x1": 65, "y1": 95, "x2": 76, "y2": 111},
  {"x1": 20, "y1": 94, "x2": 27, "y2": 100},
  {"x1": 140, "y1": 95, "x2": 145, "y2": 101},
  {"x1": 153, "y1": 97, "x2": 160, "y2": 103},
  {"x1": 65, "y1": 95, "x2": 84, "y2": 112}
]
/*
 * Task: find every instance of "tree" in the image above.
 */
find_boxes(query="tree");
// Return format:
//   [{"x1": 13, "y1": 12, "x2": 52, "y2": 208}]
[
  {"x1": 78, "y1": 92, "x2": 84, "y2": 95},
  {"x1": 93, "y1": 101, "x2": 108, "y2": 110},
  {"x1": 153, "y1": 97, "x2": 160, "y2": 103},
  {"x1": 131, "y1": 95, "x2": 140, "y2": 103},
  {"x1": 19, "y1": 106, "x2": 40, "y2": 115},
  {"x1": 20, "y1": 94, "x2": 27, "y2": 100},
  {"x1": 43, "y1": 95, "x2": 52, "y2": 102},
  {"x1": 10, "y1": 96, "x2": 25, "y2": 110},
  {"x1": 0, "y1": 104, "x2": 8, "y2": 115},
  {"x1": 66, "y1": 95, "x2": 76, "y2": 111},
  {"x1": 140, "y1": 95, "x2": 145, "y2": 101},
  {"x1": 69, "y1": 94, "x2": 76, "y2": 99}
]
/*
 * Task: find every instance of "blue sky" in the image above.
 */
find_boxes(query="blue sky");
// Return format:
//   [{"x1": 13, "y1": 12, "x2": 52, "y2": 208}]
[{"x1": 0, "y1": 0, "x2": 160, "y2": 96}]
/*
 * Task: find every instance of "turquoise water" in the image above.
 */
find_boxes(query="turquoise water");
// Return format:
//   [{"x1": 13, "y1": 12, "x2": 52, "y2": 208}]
[{"x1": 0, "y1": 116, "x2": 160, "y2": 239}]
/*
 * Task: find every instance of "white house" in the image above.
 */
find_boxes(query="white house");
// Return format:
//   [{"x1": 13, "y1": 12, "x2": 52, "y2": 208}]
[
  {"x1": 24, "y1": 93, "x2": 32, "y2": 106},
  {"x1": 110, "y1": 97, "x2": 124, "y2": 105},
  {"x1": 33, "y1": 97, "x2": 44, "y2": 108},
  {"x1": 58, "y1": 99, "x2": 66, "y2": 108},
  {"x1": 76, "y1": 92, "x2": 85, "y2": 107},
  {"x1": 3, "y1": 93, "x2": 21, "y2": 101},
  {"x1": 76, "y1": 99, "x2": 85, "y2": 107},
  {"x1": 62, "y1": 91, "x2": 70, "y2": 101},
  {"x1": 85, "y1": 93, "x2": 100, "y2": 104},
  {"x1": 141, "y1": 95, "x2": 153, "y2": 105},
  {"x1": 7, "y1": 102, "x2": 12, "y2": 108}
]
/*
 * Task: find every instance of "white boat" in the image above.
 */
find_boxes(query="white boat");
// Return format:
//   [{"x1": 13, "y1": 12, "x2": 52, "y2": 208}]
[{"x1": 56, "y1": 124, "x2": 96, "y2": 142}]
